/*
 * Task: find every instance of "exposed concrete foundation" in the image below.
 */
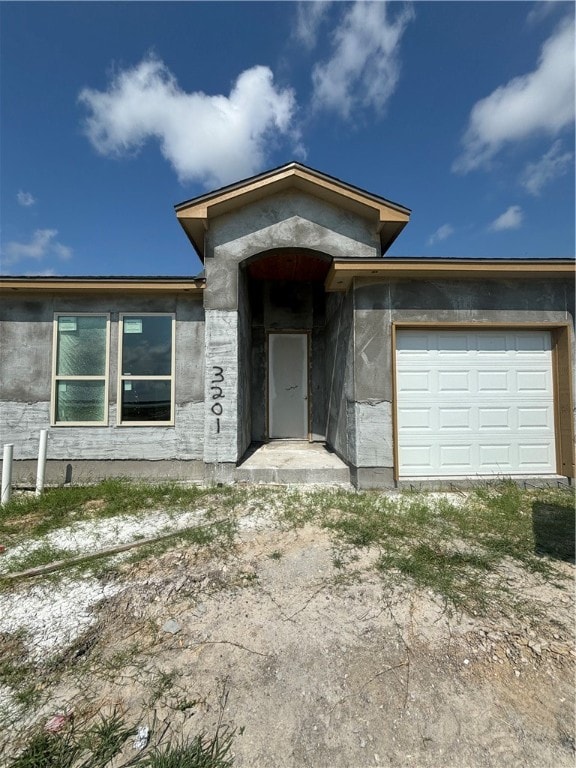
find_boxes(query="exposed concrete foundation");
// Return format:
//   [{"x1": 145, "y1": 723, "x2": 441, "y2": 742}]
[
  {"x1": 4, "y1": 460, "x2": 206, "y2": 486},
  {"x1": 351, "y1": 467, "x2": 395, "y2": 490}
]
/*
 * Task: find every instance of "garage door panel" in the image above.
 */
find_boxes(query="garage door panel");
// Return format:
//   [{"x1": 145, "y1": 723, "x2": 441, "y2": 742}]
[
  {"x1": 438, "y1": 370, "x2": 470, "y2": 392},
  {"x1": 515, "y1": 332, "x2": 551, "y2": 353},
  {"x1": 396, "y1": 370, "x2": 430, "y2": 392},
  {"x1": 400, "y1": 445, "x2": 433, "y2": 471},
  {"x1": 436, "y1": 332, "x2": 471, "y2": 353},
  {"x1": 518, "y1": 443, "x2": 555, "y2": 467},
  {"x1": 518, "y1": 406, "x2": 553, "y2": 430},
  {"x1": 478, "y1": 407, "x2": 512, "y2": 430},
  {"x1": 476, "y1": 334, "x2": 509, "y2": 354},
  {"x1": 439, "y1": 445, "x2": 472, "y2": 467},
  {"x1": 478, "y1": 444, "x2": 511, "y2": 468},
  {"x1": 397, "y1": 333, "x2": 433, "y2": 353},
  {"x1": 477, "y1": 369, "x2": 509, "y2": 392},
  {"x1": 438, "y1": 407, "x2": 471, "y2": 430},
  {"x1": 516, "y1": 370, "x2": 550, "y2": 392},
  {"x1": 398, "y1": 407, "x2": 431, "y2": 430},
  {"x1": 396, "y1": 330, "x2": 556, "y2": 477}
]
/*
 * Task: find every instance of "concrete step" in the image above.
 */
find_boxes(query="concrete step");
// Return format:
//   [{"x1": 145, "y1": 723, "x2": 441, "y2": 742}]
[
  {"x1": 236, "y1": 441, "x2": 352, "y2": 486},
  {"x1": 235, "y1": 465, "x2": 351, "y2": 485}
]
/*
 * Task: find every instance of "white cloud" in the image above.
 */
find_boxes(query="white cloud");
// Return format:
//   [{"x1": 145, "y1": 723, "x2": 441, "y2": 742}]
[
  {"x1": 521, "y1": 140, "x2": 574, "y2": 195},
  {"x1": 25, "y1": 268, "x2": 57, "y2": 277},
  {"x1": 294, "y1": 1, "x2": 332, "y2": 49},
  {"x1": 489, "y1": 206, "x2": 524, "y2": 232},
  {"x1": 1, "y1": 229, "x2": 73, "y2": 268},
  {"x1": 79, "y1": 55, "x2": 297, "y2": 188},
  {"x1": 526, "y1": 1, "x2": 558, "y2": 26},
  {"x1": 428, "y1": 223, "x2": 454, "y2": 246},
  {"x1": 17, "y1": 190, "x2": 36, "y2": 207},
  {"x1": 311, "y1": 1, "x2": 414, "y2": 118},
  {"x1": 453, "y1": 18, "x2": 575, "y2": 173}
]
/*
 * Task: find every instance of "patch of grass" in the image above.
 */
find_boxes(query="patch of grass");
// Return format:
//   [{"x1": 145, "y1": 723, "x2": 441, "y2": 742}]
[
  {"x1": 125, "y1": 519, "x2": 237, "y2": 567},
  {"x1": 98, "y1": 642, "x2": 142, "y2": 673},
  {"x1": 283, "y1": 481, "x2": 573, "y2": 616},
  {"x1": 6, "y1": 711, "x2": 234, "y2": 768},
  {"x1": 0, "y1": 479, "x2": 216, "y2": 546},
  {"x1": 278, "y1": 489, "x2": 326, "y2": 527},
  {"x1": 0, "y1": 631, "x2": 43, "y2": 710},
  {"x1": 378, "y1": 543, "x2": 495, "y2": 611},
  {"x1": 142, "y1": 728, "x2": 234, "y2": 768},
  {"x1": 147, "y1": 669, "x2": 178, "y2": 707},
  {"x1": 5, "y1": 542, "x2": 72, "y2": 574}
]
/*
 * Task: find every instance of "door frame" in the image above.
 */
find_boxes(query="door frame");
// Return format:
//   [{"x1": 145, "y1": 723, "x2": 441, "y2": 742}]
[
  {"x1": 266, "y1": 330, "x2": 311, "y2": 441},
  {"x1": 392, "y1": 321, "x2": 575, "y2": 481}
]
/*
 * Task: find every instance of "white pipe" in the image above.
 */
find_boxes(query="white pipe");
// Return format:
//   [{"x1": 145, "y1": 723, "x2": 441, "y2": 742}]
[
  {"x1": 35, "y1": 429, "x2": 49, "y2": 497},
  {"x1": 1, "y1": 444, "x2": 14, "y2": 506}
]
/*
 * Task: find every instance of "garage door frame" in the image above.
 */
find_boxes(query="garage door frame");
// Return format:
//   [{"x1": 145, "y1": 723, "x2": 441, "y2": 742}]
[{"x1": 392, "y1": 322, "x2": 574, "y2": 481}]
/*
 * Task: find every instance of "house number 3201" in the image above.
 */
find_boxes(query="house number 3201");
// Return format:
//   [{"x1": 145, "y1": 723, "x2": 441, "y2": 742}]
[{"x1": 210, "y1": 366, "x2": 224, "y2": 433}]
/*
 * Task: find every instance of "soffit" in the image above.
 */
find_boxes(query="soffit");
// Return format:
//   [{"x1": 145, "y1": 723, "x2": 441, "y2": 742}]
[
  {"x1": 325, "y1": 259, "x2": 576, "y2": 292},
  {"x1": 245, "y1": 250, "x2": 332, "y2": 282},
  {"x1": 0, "y1": 278, "x2": 205, "y2": 294}
]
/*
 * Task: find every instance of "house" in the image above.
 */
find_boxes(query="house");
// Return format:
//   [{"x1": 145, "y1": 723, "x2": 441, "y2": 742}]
[{"x1": 1, "y1": 162, "x2": 574, "y2": 488}]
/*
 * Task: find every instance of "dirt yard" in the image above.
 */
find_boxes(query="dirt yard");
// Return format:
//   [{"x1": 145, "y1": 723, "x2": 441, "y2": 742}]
[{"x1": 0, "y1": 489, "x2": 574, "y2": 767}]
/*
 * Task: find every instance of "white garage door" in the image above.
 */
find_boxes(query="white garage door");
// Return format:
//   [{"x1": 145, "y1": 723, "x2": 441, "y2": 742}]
[{"x1": 396, "y1": 329, "x2": 556, "y2": 477}]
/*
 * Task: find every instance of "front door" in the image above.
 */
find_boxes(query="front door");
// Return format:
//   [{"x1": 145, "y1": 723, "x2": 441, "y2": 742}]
[{"x1": 268, "y1": 333, "x2": 308, "y2": 438}]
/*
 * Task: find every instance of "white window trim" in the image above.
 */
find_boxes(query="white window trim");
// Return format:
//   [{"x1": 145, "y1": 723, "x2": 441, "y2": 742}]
[
  {"x1": 117, "y1": 312, "x2": 176, "y2": 427},
  {"x1": 51, "y1": 313, "x2": 111, "y2": 427}
]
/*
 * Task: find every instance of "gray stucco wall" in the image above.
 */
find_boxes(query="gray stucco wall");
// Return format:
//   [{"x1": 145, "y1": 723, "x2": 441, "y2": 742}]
[
  {"x1": 324, "y1": 290, "x2": 355, "y2": 465},
  {"x1": 237, "y1": 269, "x2": 252, "y2": 458},
  {"x1": 203, "y1": 191, "x2": 380, "y2": 311},
  {"x1": 0, "y1": 293, "x2": 206, "y2": 476}
]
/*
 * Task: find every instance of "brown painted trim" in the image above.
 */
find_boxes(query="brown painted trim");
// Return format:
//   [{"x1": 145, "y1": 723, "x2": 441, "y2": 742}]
[
  {"x1": 391, "y1": 322, "x2": 399, "y2": 484},
  {"x1": 393, "y1": 321, "x2": 573, "y2": 330},
  {"x1": 0, "y1": 279, "x2": 204, "y2": 294},
  {"x1": 326, "y1": 260, "x2": 575, "y2": 292},
  {"x1": 176, "y1": 164, "x2": 410, "y2": 219},
  {"x1": 392, "y1": 321, "x2": 575, "y2": 480},
  {"x1": 551, "y1": 326, "x2": 576, "y2": 477},
  {"x1": 175, "y1": 164, "x2": 410, "y2": 260}
]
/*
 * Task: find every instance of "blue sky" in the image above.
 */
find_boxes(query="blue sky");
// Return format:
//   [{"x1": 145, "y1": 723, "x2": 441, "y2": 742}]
[{"x1": 1, "y1": 1, "x2": 574, "y2": 277}]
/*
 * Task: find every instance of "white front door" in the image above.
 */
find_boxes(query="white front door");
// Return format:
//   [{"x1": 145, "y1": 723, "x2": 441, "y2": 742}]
[
  {"x1": 268, "y1": 333, "x2": 308, "y2": 439},
  {"x1": 396, "y1": 329, "x2": 556, "y2": 477}
]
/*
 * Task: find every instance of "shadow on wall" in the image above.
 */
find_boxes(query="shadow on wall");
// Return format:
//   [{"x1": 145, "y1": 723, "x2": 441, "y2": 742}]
[{"x1": 532, "y1": 499, "x2": 575, "y2": 562}]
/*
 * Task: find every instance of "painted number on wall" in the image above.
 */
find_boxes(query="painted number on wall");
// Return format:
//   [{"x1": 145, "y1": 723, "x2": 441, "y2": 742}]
[{"x1": 210, "y1": 366, "x2": 224, "y2": 433}]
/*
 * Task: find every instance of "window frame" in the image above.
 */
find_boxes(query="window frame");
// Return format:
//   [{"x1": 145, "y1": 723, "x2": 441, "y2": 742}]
[
  {"x1": 51, "y1": 312, "x2": 111, "y2": 427},
  {"x1": 117, "y1": 312, "x2": 176, "y2": 427}
]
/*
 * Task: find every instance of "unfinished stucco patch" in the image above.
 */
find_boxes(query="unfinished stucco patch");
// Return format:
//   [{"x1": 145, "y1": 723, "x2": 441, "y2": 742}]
[{"x1": 354, "y1": 401, "x2": 393, "y2": 467}]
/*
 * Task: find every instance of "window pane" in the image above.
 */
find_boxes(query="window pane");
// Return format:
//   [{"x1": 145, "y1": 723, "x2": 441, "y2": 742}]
[
  {"x1": 57, "y1": 316, "x2": 107, "y2": 376},
  {"x1": 56, "y1": 381, "x2": 105, "y2": 422},
  {"x1": 121, "y1": 380, "x2": 172, "y2": 422},
  {"x1": 122, "y1": 316, "x2": 172, "y2": 376}
]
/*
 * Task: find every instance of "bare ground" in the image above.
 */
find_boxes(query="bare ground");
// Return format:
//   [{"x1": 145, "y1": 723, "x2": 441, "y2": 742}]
[{"x1": 1, "y1": 518, "x2": 575, "y2": 768}]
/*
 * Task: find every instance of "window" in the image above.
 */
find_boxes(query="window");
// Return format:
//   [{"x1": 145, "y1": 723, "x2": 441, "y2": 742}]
[
  {"x1": 52, "y1": 314, "x2": 110, "y2": 425},
  {"x1": 118, "y1": 314, "x2": 175, "y2": 425}
]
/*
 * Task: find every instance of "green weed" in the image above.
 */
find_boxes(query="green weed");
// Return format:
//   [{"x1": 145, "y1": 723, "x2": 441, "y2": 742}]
[
  {"x1": 0, "y1": 480, "x2": 214, "y2": 545},
  {"x1": 6, "y1": 711, "x2": 235, "y2": 768},
  {"x1": 284, "y1": 481, "x2": 573, "y2": 615}
]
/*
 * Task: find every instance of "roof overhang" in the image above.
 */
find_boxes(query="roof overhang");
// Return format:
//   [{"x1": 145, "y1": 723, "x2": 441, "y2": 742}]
[
  {"x1": 175, "y1": 162, "x2": 410, "y2": 261},
  {"x1": 0, "y1": 277, "x2": 205, "y2": 294},
  {"x1": 325, "y1": 259, "x2": 576, "y2": 292}
]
